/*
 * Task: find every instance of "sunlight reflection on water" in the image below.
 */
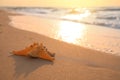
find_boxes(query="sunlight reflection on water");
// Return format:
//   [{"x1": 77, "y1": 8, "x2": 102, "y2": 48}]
[
  {"x1": 55, "y1": 21, "x2": 86, "y2": 44},
  {"x1": 62, "y1": 8, "x2": 91, "y2": 21}
]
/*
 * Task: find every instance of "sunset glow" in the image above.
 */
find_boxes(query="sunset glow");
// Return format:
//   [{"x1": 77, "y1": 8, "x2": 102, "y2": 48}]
[{"x1": 0, "y1": 0, "x2": 120, "y2": 7}]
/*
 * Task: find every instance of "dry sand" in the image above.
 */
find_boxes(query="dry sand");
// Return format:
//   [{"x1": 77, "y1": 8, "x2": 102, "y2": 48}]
[{"x1": 0, "y1": 9, "x2": 120, "y2": 80}]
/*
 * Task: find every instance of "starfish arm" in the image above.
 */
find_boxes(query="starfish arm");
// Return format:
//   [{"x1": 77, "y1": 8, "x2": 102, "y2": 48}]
[
  {"x1": 12, "y1": 42, "x2": 39, "y2": 56},
  {"x1": 12, "y1": 48, "x2": 30, "y2": 56},
  {"x1": 38, "y1": 51, "x2": 55, "y2": 61}
]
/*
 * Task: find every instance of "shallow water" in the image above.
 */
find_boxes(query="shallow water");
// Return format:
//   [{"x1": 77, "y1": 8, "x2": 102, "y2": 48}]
[{"x1": 9, "y1": 15, "x2": 120, "y2": 56}]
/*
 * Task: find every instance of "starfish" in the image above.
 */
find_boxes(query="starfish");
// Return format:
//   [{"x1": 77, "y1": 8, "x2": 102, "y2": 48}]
[{"x1": 11, "y1": 43, "x2": 55, "y2": 61}]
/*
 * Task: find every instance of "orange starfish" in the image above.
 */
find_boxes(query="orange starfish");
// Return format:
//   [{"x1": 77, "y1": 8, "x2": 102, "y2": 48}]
[{"x1": 11, "y1": 43, "x2": 55, "y2": 61}]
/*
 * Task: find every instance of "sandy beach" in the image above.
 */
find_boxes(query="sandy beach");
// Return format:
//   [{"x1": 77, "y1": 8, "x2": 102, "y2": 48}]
[{"x1": 0, "y1": 9, "x2": 120, "y2": 80}]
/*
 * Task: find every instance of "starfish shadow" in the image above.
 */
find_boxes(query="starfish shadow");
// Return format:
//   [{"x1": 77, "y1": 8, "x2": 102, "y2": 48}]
[{"x1": 10, "y1": 55, "x2": 54, "y2": 79}]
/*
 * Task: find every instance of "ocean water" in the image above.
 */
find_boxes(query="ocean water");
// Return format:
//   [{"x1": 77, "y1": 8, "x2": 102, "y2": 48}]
[
  {"x1": 5, "y1": 7, "x2": 120, "y2": 29},
  {"x1": 3, "y1": 7, "x2": 120, "y2": 55}
]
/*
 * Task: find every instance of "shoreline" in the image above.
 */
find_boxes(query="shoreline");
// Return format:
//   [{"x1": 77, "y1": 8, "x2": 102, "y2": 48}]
[
  {"x1": 0, "y1": 9, "x2": 120, "y2": 80},
  {"x1": 8, "y1": 9, "x2": 120, "y2": 55}
]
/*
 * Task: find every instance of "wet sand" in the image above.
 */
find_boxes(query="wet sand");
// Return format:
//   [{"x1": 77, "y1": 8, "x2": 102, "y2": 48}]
[{"x1": 0, "y1": 9, "x2": 120, "y2": 80}]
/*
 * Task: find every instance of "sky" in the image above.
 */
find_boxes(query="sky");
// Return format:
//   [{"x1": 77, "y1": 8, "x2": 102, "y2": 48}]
[{"x1": 0, "y1": 0, "x2": 120, "y2": 8}]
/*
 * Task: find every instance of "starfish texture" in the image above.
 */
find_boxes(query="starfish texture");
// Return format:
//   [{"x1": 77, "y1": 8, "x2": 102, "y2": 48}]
[{"x1": 11, "y1": 43, "x2": 55, "y2": 61}]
